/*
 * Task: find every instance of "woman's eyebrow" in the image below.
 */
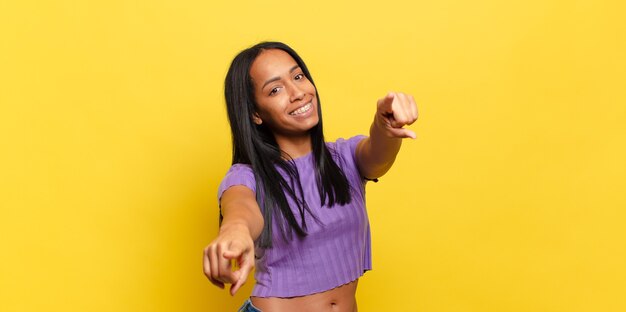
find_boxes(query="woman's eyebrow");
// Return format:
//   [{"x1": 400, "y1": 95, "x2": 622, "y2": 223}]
[{"x1": 262, "y1": 65, "x2": 300, "y2": 89}]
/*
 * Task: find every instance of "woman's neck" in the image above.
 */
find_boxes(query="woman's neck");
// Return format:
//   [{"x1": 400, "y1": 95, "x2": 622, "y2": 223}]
[{"x1": 274, "y1": 134, "x2": 313, "y2": 159}]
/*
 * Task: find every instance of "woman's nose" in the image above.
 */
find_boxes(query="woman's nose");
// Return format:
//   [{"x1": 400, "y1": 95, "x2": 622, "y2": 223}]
[{"x1": 289, "y1": 84, "x2": 305, "y2": 102}]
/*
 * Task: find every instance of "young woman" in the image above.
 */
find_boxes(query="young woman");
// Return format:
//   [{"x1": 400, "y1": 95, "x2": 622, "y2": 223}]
[{"x1": 203, "y1": 42, "x2": 418, "y2": 312}]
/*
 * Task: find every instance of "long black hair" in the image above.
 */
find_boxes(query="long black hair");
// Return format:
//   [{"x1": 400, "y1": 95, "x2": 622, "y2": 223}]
[{"x1": 224, "y1": 41, "x2": 352, "y2": 248}]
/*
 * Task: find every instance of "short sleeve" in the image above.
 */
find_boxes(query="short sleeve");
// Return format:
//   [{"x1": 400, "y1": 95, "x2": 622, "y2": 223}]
[
  {"x1": 329, "y1": 135, "x2": 367, "y2": 183},
  {"x1": 333, "y1": 135, "x2": 367, "y2": 164},
  {"x1": 217, "y1": 164, "x2": 256, "y2": 203}
]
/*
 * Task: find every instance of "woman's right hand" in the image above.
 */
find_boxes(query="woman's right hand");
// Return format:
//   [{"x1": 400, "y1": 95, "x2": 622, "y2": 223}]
[
  {"x1": 203, "y1": 223, "x2": 255, "y2": 295},
  {"x1": 203, "y1": 185, "x2": 263, "y2": 296}
]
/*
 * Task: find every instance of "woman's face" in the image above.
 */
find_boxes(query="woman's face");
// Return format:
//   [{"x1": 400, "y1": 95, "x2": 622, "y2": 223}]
[{"x1": 250, "y1": 49, "x2": 319, "y2": 139}]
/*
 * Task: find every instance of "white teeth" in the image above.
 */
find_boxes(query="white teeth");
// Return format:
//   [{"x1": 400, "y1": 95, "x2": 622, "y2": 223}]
[{"x1": 289, "y1": 102, "x2": 312, "y2": 116}]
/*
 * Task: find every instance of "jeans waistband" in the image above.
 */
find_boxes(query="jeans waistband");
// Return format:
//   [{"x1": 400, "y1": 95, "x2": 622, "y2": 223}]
[{"x1": 238, "y1": 298, "x2": 262, "y2": 312}]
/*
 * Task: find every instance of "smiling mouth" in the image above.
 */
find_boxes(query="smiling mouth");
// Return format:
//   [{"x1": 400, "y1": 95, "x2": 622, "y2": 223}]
[{"x1": 289, "y1": 102, "x2": 313, "y2": 116}]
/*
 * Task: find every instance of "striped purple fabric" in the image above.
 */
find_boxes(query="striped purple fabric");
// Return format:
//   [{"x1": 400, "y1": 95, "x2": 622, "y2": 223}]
[{"x1": 217, "y1": 135, "x2": 372, "y2": 298}]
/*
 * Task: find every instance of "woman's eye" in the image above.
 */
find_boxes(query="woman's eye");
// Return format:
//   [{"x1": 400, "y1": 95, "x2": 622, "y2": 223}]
[
  {"x1": 269, "y1": 87, "x2": 279, "y2": 95},
  {"x1": 295, "y1": 74, "x2": 304, "y2": 80}
]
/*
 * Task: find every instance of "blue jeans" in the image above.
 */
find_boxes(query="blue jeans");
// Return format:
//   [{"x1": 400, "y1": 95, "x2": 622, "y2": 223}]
[{"x1": 238, "y1": 298, "x2": 262, "y2": 312}]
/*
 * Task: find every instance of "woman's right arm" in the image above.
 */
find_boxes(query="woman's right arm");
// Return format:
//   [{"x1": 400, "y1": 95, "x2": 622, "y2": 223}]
[{"x1": 203, "y1": 185, "x2": 264, "y2": 296}]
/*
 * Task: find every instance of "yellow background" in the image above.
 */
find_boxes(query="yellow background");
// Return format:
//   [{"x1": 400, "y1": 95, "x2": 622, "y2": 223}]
[{"x1": 1, "y1": 0, "x2": 625, "y2": 311}]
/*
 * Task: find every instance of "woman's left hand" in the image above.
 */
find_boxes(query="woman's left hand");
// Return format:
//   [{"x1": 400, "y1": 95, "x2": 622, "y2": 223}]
[{"x1": 374, "y1": 92, "x2": 419, "y2": 139}]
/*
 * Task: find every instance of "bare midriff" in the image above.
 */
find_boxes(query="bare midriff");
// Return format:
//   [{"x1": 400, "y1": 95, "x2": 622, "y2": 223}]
[{"x1": 250, "y1": 279, "x2": 359, "y2": 312}]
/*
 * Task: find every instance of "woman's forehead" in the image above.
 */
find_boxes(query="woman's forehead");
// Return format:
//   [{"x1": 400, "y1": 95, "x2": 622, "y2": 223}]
[{"x1": 250, "y1": 49, "x2": 299, "y2": 80}]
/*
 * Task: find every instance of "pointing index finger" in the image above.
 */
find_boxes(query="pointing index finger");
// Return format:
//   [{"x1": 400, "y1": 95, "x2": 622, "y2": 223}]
[{"x1": 377, "y1": 92, "x2": 396, "y2": 114}]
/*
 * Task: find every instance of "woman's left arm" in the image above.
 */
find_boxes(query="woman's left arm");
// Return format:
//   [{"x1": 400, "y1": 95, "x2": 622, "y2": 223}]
[{"x1": 355, "y1": 92, "x2": 418, "y2": 179}]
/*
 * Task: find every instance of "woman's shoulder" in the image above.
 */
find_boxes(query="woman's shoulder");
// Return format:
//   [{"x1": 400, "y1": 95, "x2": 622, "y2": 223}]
[
  {"x1": 223, "y1": 163, "x2": 255, "y2": 180},
  {"x1": 228, "y1": 162, "x2": 253, "y2": 171},
  {"x1": 327, "y1": 134, "x2": 367, "y2": 160}
]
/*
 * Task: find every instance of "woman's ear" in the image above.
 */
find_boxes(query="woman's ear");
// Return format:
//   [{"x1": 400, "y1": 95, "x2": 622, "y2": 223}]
[{"x1": 252, "y1": 112, "x2": 262, "y2": 125}]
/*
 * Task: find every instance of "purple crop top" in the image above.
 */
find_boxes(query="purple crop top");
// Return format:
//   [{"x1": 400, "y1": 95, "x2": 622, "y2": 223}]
[{"x1": 217, "y1": 135, "x2": 372, "y2": 298}]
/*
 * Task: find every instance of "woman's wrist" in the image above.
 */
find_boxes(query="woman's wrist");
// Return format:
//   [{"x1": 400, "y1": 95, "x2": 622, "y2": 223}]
[{"x1": 220, "y1": 221, "x2": 252, "y2": 237}]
